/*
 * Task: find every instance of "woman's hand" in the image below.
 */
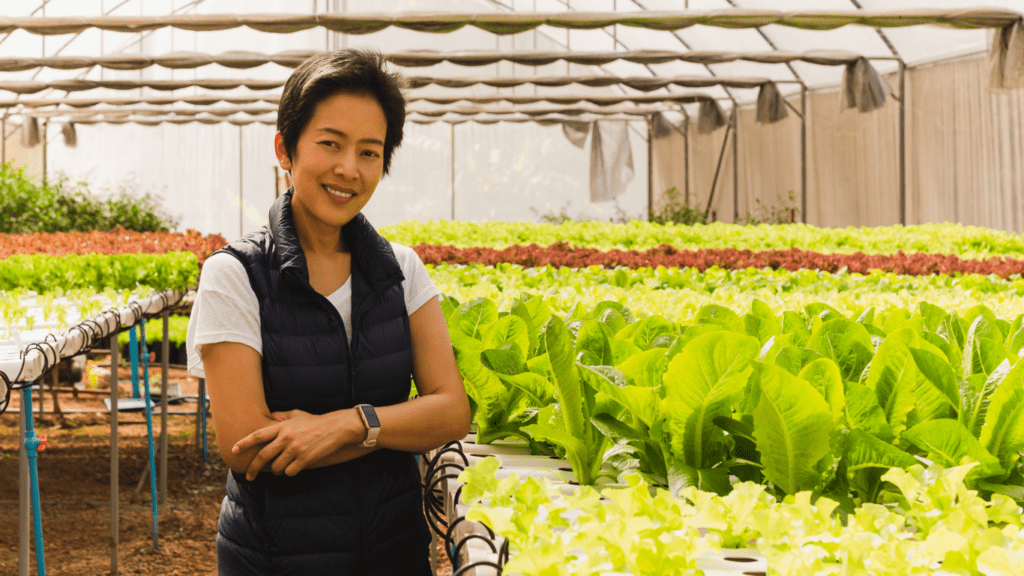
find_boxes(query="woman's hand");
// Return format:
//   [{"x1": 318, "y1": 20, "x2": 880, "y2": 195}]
[{"x1": 232, "y1": 408, "x2": 363, "y2": 481}]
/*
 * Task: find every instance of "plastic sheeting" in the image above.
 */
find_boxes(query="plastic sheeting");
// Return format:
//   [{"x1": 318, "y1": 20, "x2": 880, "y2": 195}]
[
  {"x1": 47, "y1": 119, "x2": 648, "y2": 238},
  {"x1": 650, "y1": 51, "x2": 1024, "y2": 233},
  {"x1": 12, "y1": 0, "x2": 1024, "y2": 234}
]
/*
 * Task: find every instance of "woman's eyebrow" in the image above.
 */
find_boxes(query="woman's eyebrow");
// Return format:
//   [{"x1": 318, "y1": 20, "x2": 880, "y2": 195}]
[{"x1": 316, "y1": 127, "x2": 384, "y2": 147}]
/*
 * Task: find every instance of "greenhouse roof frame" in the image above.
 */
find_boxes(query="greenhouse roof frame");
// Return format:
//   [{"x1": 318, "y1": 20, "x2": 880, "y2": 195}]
[
  {"x1": 0, "y1": 9, "x2": 1018, "y2": 36},
  {"x1": 0, "y1": 92, "x2": 720, "y2": 109},
  {"x1": 0, "y1": 48, "x2": 898, "y2": 72}
]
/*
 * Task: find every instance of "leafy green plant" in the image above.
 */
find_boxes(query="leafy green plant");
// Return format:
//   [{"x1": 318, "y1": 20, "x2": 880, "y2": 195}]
[
  {"x1": 0, "y1": 162, "x2": 178, "y2": 233},
  {"x1": 460, "y1": 459, "x2": 1024, "y2": 576},
  {"x1": 648, "y1": 186, "x2": 708, "y2": 225},
  {"x1": 382, "y1": 219, "x2": 1024, "y2": 259},
  {"x1": 0, "y1": 252, "x2": 198, "y2": 293},
  {"x1": 448, "y1": 294, "x2": 1024, "y2": 504},
  {"x1": 738, "y1": 190, "x2": 800, "y2": 225},
  {"x1": 117, "y1": 314, "x2": 190, "y2": 348},
  {"x1": 428, "y1": 263, "x2": 1024, "y2": 326}
]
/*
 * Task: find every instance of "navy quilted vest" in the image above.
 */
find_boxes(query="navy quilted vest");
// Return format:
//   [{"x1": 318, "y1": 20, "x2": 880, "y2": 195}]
[{"x1": 213, "y1": 191, "x2": 430, "y2": 575}]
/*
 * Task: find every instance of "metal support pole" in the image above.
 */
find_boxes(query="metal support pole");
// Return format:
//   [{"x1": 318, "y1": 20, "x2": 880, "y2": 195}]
[
  {"x1": 801, "y1": 84, "x2": 808, "y2": 224},
  {"x1": 2, "y1": 117, "x2": 6, "y2": 166},
  {"x1": 454, "y1": 121, "x2": 458, "y2": 219},
  {"x1": 239, "y1": 124, "x2": 244, "y2": 237},
  {"x1": 109, "y1": 334, "x2": 119, "y2": 575},
  {"x1": 195, "y1": 376, "x2": 202, "y2": 456},
  {"x1": 684, "y1": 114, "x2": 690, "y2": 206},
  {"x1": 140, "y1": 321, "x2": 158, "y2": 549},
  {"x1": 18, "y1": 403, "x2": 29, "y2": 576},
  {"x1": 159, "y1": 310, "x2": 168, "y2": 507},
  {"x1": 41, "y1": 120, "x2": 47, "y2": 186},
  {"x1": 703, "y1": 122, "x2": 733, "y2": 221},
  {"x1": 647, "y1": 116, "x2": 653, "y2": 220},
  {"x1": 732, "y1": 108, "x2": 739, "y2": 223},
  {"x1": 898, "y1": 60, "x2": 907, "y2": 226}
]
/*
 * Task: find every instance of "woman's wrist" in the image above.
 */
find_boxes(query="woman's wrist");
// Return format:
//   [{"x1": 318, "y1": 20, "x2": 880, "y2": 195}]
[{"x1": 329, "y1": 407, "x2": 366, "y2": 446}]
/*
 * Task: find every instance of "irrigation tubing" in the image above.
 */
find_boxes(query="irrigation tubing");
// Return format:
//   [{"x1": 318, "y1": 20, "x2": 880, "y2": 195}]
[
  {"x1": 453, "y1": 533, "x2": 498, "y2": 562},
  {"x1": 446, "y1": 515, "x2": 497, "y2": 569},
  {"x1": 426, "y1": 469, "x2": 465, "y2": 537},
  {"x1": 453, "y1": 561, "x2": 503, "y2": 576},
  {"x1": 499, "y1": 539, "x2": 510, "y2": 566},
  {"x1": 0, "y1": 371, "x2": 11, "y2": 415},
  {"x1": 421, "y1": 443, "x2": 468, "y2": 535}
]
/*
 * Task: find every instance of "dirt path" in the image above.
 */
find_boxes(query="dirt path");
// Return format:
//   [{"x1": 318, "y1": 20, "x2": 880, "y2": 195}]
[
  {"x1": 0, "y1": 356, "x2": 224, "y2": 576},
  {"x1": 0, "y1": 358, "x2": 452, "y2": 576}
]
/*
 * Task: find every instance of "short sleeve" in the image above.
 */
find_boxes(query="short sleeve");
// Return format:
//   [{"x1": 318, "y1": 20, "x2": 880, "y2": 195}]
[
  {"x1": 185, "y1": 252, "x2": 263, "y2": 379},
  {"x1": 391, "y1": 243, "x2": 441, "y2": 315}
]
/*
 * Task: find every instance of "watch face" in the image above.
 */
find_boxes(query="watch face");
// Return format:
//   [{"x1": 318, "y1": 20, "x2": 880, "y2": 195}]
[{"x1": 360, "y1": 405, "x2": 380, "y2": 428}]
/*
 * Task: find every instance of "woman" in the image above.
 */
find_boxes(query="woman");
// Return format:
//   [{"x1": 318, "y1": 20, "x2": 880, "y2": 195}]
[{"x1": 186, "y1": 49, "x2": 471, "y2": 575}]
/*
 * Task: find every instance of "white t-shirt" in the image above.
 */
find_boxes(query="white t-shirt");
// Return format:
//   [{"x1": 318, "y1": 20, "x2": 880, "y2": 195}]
[{"x1": 186, "y1": 242, "x2": 441, "y2": 379}]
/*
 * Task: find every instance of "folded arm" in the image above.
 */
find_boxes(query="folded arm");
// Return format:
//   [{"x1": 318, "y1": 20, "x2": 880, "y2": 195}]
[{"x1": 205, "y1": 296, "x2": 471, "y2": 480}]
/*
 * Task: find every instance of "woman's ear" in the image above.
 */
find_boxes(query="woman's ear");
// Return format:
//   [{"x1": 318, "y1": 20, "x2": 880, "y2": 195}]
[{"x1": 274, "y1": 132, "x2": 292, "y2": 171}]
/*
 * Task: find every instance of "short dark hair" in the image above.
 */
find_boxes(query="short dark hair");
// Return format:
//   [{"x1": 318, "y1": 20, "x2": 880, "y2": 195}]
[{"x1": 277, "y1": 49, "x2": 406, "y2": 175}]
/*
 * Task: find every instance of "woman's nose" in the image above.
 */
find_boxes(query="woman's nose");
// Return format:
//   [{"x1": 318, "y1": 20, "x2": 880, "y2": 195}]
[{"x1": 333, "y1": 148, "x2": 358, "y2": 179}]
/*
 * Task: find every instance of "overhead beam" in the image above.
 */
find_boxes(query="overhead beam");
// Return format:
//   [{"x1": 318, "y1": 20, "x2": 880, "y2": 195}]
[
  {"x1": 0, "y1": 48, "x2": 892, "y2": 72},
  {"x1": 0, "y1": 73, "x2": 785, "y2": 94},
  {"x1": 0, "y1": 10, "x2": 1015, "y2": 36}
]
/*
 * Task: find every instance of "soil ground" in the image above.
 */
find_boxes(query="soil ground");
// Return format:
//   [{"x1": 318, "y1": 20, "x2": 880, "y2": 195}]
[{"x1": 0, "y1": 355, "x2": 452, "y2": 576}]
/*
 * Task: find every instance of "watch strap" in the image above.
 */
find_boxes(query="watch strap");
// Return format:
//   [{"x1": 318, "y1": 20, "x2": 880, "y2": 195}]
[{"x1": 356, "y1": 404, "x2": 380, "y2": 448}]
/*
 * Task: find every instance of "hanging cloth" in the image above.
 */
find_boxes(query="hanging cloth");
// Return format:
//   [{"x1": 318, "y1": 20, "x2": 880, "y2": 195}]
[
  {"x1": 756, "y1": 82, "x2": 789, "y2": 124},
  {"x1": 650, "y1": 111, "x2": 677, "y2": 138},
  {"x1": 561, "y1": 120, "x2": 590, "y2": 148},
  {"x1": 696, "y1": 99, "x2": 727, "y2": 133},
  {"x1": 990, "y1": 18, "x2": 1024, "y2": 89},
  {"x1": 840, "y1": 57, "x2": 888, "y2": 113},
  {"x1": 20, "y1": 116, "x2": 39, "y2": 147},
  {"x1": 589, "y1": 121, "x2": 634, "y2": 203},
  {"x1": 61, "y1": 122, "x2": 77, "y2": 147}
]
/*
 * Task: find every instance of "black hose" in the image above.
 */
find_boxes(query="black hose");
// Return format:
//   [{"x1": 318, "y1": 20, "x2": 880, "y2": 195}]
[
  {"x1": 452, "y1": 561, "x2": 502, "y2": 576},
  {"x1": 0, "y1": 371, "x2": 12, "y2": 415}
]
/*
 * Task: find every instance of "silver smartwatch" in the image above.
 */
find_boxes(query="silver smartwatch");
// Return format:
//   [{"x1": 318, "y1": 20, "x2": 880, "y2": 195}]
[{"x1": 355, "y1": 404, "x2": 380, "y2": 448}]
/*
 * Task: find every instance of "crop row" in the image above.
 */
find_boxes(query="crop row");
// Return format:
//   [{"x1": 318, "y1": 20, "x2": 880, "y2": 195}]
[
  {"x1": 429, "y1": 264, "x2": 1024, "y2": 322},
  {"x1": 414, "y1": 243, "x2": 1024, "y2": 278},
  {"x1": 0, "y1": 252, "x2": 198, "y2": 293},
  {"x1": 0, "y1": 228, "x2": 227, "y2": 264},
  {"x1": 442, "y1": 291, "x2": 1024, "y2": 569},
  {"x1": 460, "y1": 458, "x2": 1022, "y2": 576},
  {"x1": 383, "y1": 220, "x2": 1024, "y2": 259}
]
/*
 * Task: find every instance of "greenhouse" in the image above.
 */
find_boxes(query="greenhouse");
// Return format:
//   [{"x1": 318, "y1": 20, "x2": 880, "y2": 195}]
[{"x1": 3, "y1": 1, "x2": 1024, "y2": 575}]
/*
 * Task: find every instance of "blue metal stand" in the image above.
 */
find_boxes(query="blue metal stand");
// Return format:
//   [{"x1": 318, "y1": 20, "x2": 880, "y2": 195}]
[
  {"x1": 21, "y1": 386, "x2": 46, "y2": 576},
  {"x1": 139, "y1": 321, "x2": 159, "y2": 549}
]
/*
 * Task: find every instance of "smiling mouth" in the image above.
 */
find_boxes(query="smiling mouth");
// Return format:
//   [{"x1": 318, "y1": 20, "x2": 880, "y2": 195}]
[{"x1": 322, "y1": 184, "x2": 356, "y2": 200}]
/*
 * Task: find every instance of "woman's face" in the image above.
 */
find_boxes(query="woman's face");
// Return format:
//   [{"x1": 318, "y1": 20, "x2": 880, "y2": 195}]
[{"x1": 275, "y1": 91, "x2": 388, "y2": 231}]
